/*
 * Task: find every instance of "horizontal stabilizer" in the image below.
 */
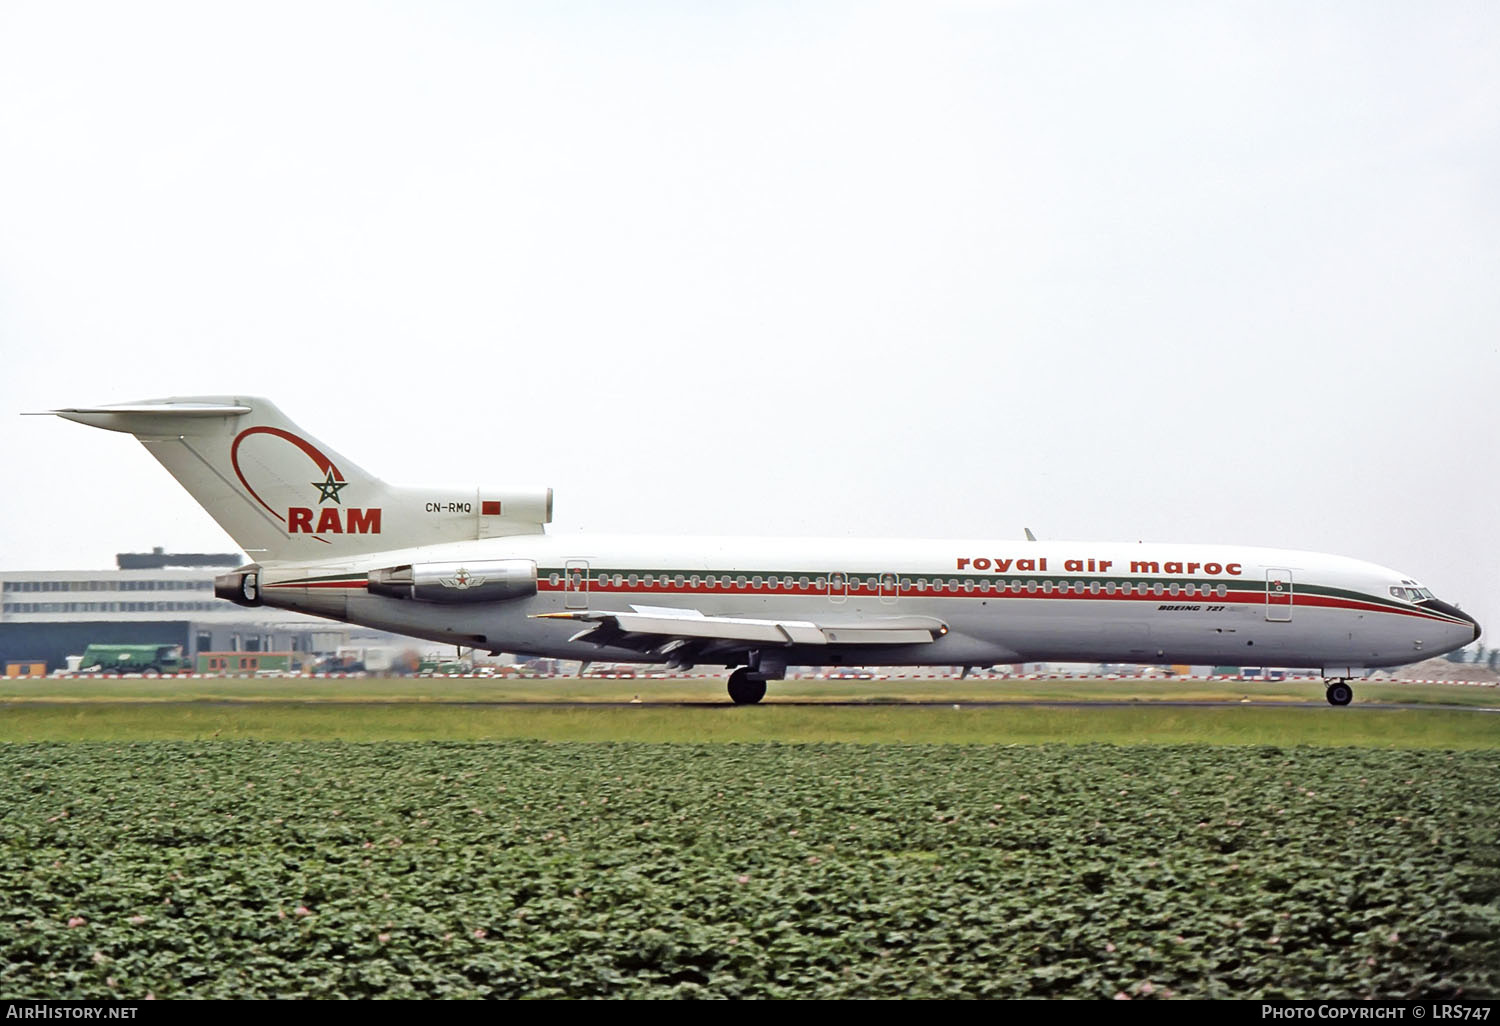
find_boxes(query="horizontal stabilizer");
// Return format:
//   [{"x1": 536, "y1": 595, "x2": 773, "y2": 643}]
[{"x1": 40, "y1": 402, "x2": 253, "y2": 416}]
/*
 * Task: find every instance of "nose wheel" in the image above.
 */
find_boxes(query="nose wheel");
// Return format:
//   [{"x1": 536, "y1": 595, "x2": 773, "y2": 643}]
[{"x1": 1324, "y1": 680, "x2": 1353, "y2": 706}]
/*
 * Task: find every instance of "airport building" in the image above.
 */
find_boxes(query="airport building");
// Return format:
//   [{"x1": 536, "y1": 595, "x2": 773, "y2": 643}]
[{"x1": 0, "y1": 547, "x2": 405, "y2": 673}]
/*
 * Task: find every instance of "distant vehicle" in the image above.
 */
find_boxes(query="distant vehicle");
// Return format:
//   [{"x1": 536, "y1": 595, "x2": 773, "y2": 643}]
[
  {"x1": 334, "y1": 646, "x2": 397, "y2": 674},
  {"x1": 418, "y1": 655, "x2": 471, "y2": 674},
  {"x1": 81, "y1": 643, "x2": 185, "y2": 675},
  {"x1": 312, "y1": 653, "x2": 364, "y2": 674},
  {"x1": 46, "y1": 396, "x2": 1483, "y2": 707},
  {"x1": 580, "y1": 664, "x2": 636, "y2": 678},
  {"x1": 197, "y1": 651, "x2": 296, "y2": 674}
]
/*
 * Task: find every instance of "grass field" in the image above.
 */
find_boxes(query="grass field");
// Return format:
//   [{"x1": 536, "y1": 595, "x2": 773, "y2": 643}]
[
  {"x1": 1, "y1": 676, "x2": 1495, "y2": 748},
  {"x1": 1, "y1": 702, "x2": 1497, "y2": 748},
  {"x1": 5, "y1": 674, "x2": 1498, "y2": 707}
]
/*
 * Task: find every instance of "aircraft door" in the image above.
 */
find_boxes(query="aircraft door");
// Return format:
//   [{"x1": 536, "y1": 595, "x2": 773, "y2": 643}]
[
  {"x1": 565, "y1": 560, "x2": 590, "y2": 609},
  {"x1": 879, "y1": 572, "x2": 900, "y2": 605},
  {"x1": 1265, "y1": 568, "x2": 1293, "y2": 622},
  {"x1": 827, "y1": 571, "x2": 849, "y2": 605}
]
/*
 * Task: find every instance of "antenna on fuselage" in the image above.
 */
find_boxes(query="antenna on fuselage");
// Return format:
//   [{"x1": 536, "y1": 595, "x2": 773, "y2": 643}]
[{"x1": 1023, "y1": 527, "x2": 1037, "y2": 542}]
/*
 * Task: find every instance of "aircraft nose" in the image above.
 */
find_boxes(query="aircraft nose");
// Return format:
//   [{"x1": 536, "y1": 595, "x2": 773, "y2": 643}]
[{"x1": 1421, "y1": 597, "x2": 1481, "y2": 644}]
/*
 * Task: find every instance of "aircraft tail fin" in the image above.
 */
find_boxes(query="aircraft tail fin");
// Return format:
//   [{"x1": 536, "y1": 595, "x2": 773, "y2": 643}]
[{"x1": 44, "y1": 396, "x2": 551, "y2": 562}]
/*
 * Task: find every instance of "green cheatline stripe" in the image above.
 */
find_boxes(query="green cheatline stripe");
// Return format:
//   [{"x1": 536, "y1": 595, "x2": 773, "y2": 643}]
[
  {"x1": 273, "y1": 565, "x2": 1448, "y2": 624},
  {"x1": 275, "y1": 572, "x2": 367, "y2": 584}
]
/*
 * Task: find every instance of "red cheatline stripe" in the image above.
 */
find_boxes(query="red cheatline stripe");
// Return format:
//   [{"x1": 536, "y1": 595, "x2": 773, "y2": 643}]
[{"x1": 532, "y1": 579, "x2": 1467, "y2": 624}]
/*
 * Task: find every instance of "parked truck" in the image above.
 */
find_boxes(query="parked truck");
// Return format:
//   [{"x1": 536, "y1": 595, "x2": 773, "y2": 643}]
[{"x1": 80, "y1": 643, "x2": 186, "y2": 675}]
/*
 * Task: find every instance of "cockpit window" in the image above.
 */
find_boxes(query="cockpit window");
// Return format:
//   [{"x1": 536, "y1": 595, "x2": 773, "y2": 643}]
[{"x1": 1392, "y1": 586, "x2": 1435, "y2": 601}]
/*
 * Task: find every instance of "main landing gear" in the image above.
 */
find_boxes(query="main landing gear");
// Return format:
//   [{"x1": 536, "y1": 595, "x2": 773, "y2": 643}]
[
  {"x1": 1324, "y1": 679, "x2": 1354, "y2": 707},
  {"x1": 727, "y1": 667, "x2": 768, "y2": 705}
]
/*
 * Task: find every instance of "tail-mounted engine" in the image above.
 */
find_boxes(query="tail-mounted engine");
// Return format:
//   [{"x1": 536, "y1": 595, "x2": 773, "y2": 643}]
[
  {"x1": 214, "y1": 565, "x2": 263, "y2": 607},
  {"x1": 367, "y1": 559, "x2": 537, "y2": 603}
]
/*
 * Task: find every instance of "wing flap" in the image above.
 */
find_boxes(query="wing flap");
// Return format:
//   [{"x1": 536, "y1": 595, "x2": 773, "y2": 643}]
[
  {"x1": 537, "y1": 608, "x2": 947, "y2": 649},
  {"x1": 821, "y1": 627, "x2": 938, "y2": 645}
]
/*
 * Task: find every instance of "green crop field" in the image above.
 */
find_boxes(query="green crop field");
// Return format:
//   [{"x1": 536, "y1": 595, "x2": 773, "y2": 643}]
[
  {"x1": 1, "y1": 679, "x2": 1496, "y2": 998},
  {"x1": 1, "y1": 741, "x2": 1496, "y2": 999}
]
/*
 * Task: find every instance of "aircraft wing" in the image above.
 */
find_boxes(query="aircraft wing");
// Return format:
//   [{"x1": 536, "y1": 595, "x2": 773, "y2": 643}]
[{"x1": 534, "y1": 607, "x2": 947, "y2": 667}]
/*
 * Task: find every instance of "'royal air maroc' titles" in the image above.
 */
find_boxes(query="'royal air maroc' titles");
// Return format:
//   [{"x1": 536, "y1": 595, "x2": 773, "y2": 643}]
[
  {"x1": 955, "y1": 556, "x2": 1243, "y2": 575},
  {"x1": 287, "y1": 507, "x2": 382, "y2": 534}
]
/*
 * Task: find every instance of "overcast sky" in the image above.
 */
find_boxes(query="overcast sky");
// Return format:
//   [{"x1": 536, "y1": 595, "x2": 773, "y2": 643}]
[{"x1": 2, "y1": 1, "x2": 1497, "y2": 638}]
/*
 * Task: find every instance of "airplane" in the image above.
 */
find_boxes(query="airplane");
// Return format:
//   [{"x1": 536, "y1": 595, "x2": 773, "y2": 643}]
[{"x1": 39, "y1": 396, "x2": 1480, "y2": 706}]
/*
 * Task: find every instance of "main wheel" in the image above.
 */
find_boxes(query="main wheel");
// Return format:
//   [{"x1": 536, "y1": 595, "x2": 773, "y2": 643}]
[
  {"x1": 727, "y1": 667, "x2": 767, "y2": 705},
  {"x1": 1325, "y1": 681, "x2": 1353, "y2": 706}
]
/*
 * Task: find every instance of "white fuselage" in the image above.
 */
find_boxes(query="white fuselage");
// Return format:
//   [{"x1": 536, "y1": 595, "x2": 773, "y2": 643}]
[
  {"x1": 255, "y1": 535, "x2": 1480, "y2": 673},
  {"x1": 48, "y1": 397, "x2": 1478, "y2": 680}
]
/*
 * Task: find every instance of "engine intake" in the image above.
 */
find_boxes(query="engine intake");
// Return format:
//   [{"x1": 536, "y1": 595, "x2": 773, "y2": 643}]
[{"x1": 368, "y1": 559, "x2": 537, "y2": 603}]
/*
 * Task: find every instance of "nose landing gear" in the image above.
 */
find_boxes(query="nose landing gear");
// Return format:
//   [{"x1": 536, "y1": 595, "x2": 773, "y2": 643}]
[{"x1": 1324, "y1": 679, "x2": 1353, "y2": 706}]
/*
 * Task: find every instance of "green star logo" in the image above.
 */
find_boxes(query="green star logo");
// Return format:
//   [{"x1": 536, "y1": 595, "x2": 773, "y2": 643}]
[{"x1": 311, "y1": 469, "x2": 348, "y2": 505}]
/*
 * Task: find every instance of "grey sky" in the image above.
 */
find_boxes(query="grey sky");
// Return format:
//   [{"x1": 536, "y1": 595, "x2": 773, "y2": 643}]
[{"x1": 2, "y1": 2, "x2": 1497, "y2": 639}]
